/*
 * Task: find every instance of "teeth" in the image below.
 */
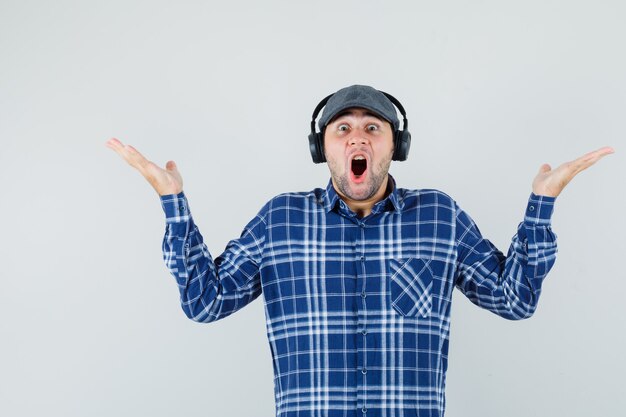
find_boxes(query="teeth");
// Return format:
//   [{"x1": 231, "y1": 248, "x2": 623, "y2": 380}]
[{"x1": 354, "y1": 156, "x2": 365, "y2": 160}]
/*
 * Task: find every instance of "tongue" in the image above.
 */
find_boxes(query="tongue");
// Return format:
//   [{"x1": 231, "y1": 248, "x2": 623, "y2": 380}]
[{"x1": 352, "y1": 159, "x2": 367, "y2": 176}]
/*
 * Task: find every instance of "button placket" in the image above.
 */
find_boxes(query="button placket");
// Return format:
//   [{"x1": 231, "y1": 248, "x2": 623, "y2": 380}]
[{"x1": 355, "y1": 222, "x2": 368, "y2": 415}]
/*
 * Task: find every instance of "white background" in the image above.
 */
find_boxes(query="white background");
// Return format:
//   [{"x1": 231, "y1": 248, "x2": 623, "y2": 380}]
[{"x1": 1, "y1": 1, "x2": 624, "y2": 416}]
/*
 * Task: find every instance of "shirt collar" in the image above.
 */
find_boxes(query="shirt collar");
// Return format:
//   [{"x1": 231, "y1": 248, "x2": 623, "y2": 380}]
[{"x1": 322, "y1": 174, "x2": 404, "y2": 214}]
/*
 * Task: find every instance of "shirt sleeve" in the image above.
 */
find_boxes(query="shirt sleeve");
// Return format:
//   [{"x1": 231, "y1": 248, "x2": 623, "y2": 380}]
[
  {"x1": 160, "y1": 191, "x2": 265, "y2": 323},
  {"x1": 454, "y1": 192, "x2": 558, "y2": 320}
]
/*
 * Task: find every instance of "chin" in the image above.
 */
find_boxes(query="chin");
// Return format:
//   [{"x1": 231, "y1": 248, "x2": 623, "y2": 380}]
[{"x1": 343, "y1": 180, "x2": 378, "y2": 201}]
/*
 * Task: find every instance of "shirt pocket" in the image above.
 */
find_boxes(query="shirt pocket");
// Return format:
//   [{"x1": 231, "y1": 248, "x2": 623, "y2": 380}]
[{"x1": 388, "y1": 258, "x2": 434, "y2": 318}]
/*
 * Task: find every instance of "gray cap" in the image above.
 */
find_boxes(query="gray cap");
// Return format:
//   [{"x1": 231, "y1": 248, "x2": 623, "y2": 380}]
[{"x1": 318, "y1": 85, "x2": 400, "y2": 131}]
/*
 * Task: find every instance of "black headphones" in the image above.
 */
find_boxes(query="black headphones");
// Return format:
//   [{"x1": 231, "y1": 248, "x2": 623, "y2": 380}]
[{"x1": 308, "y1": 91, "x2": 411, "y2": 164}]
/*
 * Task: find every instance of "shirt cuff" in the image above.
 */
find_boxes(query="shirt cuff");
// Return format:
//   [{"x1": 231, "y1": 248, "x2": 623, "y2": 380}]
[
  {"x1": 524, "y1": 192, "x2": 556, "y2": 226},
  {"x1": 160, "y1": 191, "x2": 191, "y2": 224}
]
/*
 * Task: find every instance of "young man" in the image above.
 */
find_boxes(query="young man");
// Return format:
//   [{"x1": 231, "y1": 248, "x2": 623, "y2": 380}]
[{"x1": 106, "y1": 85, "x2": 613, "y2": 417}]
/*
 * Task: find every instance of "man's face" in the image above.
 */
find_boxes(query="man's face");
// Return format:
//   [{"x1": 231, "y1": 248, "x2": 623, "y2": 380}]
[{"x1": 324, "y1": 107, "x2": 395, "y2": 204}]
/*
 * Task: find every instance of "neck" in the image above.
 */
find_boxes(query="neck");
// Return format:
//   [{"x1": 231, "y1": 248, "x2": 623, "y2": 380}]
[{"x1": 335, "y1": 175, "x2": 392, "y2": 218}]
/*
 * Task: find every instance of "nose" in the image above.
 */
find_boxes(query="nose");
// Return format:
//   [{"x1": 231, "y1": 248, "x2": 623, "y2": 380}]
[{"x1": 348, "y1": 134, "x2": 369, "y2": 147}]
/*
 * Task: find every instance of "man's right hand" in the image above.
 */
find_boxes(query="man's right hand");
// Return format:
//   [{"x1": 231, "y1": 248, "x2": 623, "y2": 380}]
[{"x1": 106, "y1": 138, "x2": 183, "y2": 196}]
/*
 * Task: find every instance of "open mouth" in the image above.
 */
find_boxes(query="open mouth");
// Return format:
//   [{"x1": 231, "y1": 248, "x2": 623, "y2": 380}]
[{"x1": 351, "y1": 155, "x2": 367, "y2": 177}]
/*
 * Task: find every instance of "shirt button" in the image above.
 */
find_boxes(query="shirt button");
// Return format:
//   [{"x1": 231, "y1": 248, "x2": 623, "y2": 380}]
[
  {"x1": 361, "y1": 292, "x2": 367, "y2": 299},
  {"x1": 179, "y1": 204, "x2": 186, "y2": 212},
  {"x1": 362, "y1": 368, "x2": 367, "y2": 374},
  {"x1": 529, "y1": 205, "x2": 535, "y2": 212},
  {"x1": 362, "y1": 407, "x2": 367, "y2": 413},
  {"x1": 361, "y1": 329, "x2": 367, "y2": 335},
  {"x1": 360, "y1": 255, "x2": 365, "y2": 261}
]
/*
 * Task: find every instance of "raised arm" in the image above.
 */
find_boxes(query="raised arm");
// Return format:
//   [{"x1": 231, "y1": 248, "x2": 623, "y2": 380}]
[
  {"x1": 106, "y1": 138, "x2": 264, "y2": 322},
  {"x1": 454, "y1": 193, "x2": 557, "y2": 320},
  {"x1": 160, "y1": 192, "x2": 265, "y2": 322},
  {"x1": 454, "y1": 146, "x2": 614, "y2": 319}
]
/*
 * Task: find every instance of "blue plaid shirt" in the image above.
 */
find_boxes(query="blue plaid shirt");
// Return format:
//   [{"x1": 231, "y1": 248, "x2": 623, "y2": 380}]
[{"x1": 160, "y1": 176, "x2": 557, "y2": 417}]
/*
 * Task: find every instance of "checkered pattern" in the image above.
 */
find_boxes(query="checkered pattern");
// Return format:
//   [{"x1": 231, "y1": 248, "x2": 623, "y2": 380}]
[{"x1": 160, "y1": 176, "x2": 557, "y2": 417}]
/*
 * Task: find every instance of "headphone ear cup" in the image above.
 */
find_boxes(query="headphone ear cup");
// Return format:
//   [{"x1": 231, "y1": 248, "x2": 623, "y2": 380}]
[
  {"x1": 392, "y1": 130, "x2": 412, "y2": 161},
  {"x1": 308, "y1": 132, "x2": 326, "y2": 163}
]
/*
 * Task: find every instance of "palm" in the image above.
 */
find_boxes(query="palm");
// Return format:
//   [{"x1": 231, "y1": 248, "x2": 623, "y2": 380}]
[
  {"x1": 106, "y1": 137, "x2": 183, "y2": 196},
  {"x1": 532, "y1": 146, "x2": 614, "y2": 197}
]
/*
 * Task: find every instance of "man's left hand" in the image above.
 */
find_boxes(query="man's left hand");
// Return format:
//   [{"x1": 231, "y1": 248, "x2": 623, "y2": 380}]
[{"x1": 532, "y1": 146, "x2": 615, "y2": 197}]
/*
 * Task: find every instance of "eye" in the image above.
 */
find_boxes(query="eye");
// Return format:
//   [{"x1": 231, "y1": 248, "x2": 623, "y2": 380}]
[
  {"x1": 367, "y1": 124, "x2": 379, "y2": 131},
  {"x1": 337, "y1": 124, "x2": 349, "y2": 132}
]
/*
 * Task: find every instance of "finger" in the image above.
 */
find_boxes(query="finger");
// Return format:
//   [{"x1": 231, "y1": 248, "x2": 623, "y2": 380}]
[
  {"x1": 165, "y1": 160, "x2": 177, "y2": 171},
  {"x1": 165, "y1": 160, "x2": 183, "y2": 185},
  {"x1": 538, "y1": 163, "x2": 551, "y2": 174},
  {"x1": 105, "y1": 137, "x2": 126, "y2": 154},
  {"x1": 124, "y1": 146, "x2": 153, "y2": 173},
  {"x1": 107, "y1": 138, "x2": 150, "y2": 172},
  {"x1": 578, "y1": 146, "x2": 614, "y2": 163},
  {"x1": 106, "y1": 138, "x2": 135, "y2": 163},
  {"x1": 125, "y1": 144, "x2": 144, "y2": 158},
  {"x1": 562, "y1": 146, "x2": 615, "y2": 177},
  {"x1": 106, "y1": 137, "x2": 123, "y2": 148}
]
